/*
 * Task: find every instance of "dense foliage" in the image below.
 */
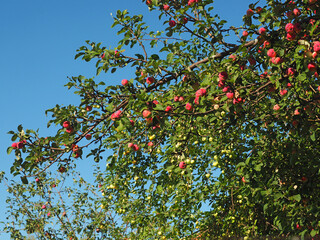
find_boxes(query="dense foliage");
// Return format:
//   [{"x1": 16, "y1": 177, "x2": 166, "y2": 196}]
[{"x1": 2, "y1": 0, "x2": 320, "y2": 239}]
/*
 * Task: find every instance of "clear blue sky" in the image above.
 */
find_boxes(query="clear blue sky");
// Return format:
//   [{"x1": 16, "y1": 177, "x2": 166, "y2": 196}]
[{"x1": 0, "y1": 0, "x2": 265, "y2": 238}]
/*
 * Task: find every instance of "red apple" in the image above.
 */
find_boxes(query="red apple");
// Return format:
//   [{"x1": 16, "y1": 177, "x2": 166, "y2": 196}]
[
  {"x1": 146, "y1": 77, "x2": 155, "y2": 84},
  {"x1": 169, "y1": 20, "x2": 176, "y2": 27},
  {"x1": 267, "y1": 49, "x2": 276, "y2": 58},
  {"x1": 128, "y1": 143, "x2": 134, "y2": 148},
  {"x1": 195, "y1": 88, "x2": 207, "y2": 97},
  {"x1": 63, "y1": 121, "x2": 71, "y2": 128},
  {"x1": 11, "y1": 142, "x2": 17, "y2": 149},
  {"x1": 273, "y1": 104, "x2": 280, "y2": 111},
  {"x1": 259, "y1": 27, "x2": 266, "y2": 35},
  {"x1": 142, "y1": 109, "x2": 152, "y2": 118},
  {"x1": 280, "y1": 89, "x2": 288, "y2": 96},
  {"x1": 293, "y1": 8, "x2": 301, "y2": 16},
  {"x1": 66, "y1": 127, "x2": 74, "y2": 134},
  {"x1": 218, "y1": 71, "x2": 228, "y2": 81},
  {"x1": 241, "y1": 177, "x2": 246, "y2": 183},
  {"x1": 163, "y1": 4, "x2": 170, "y2": 11},
  {"x1": 86, "y1": 105, "x2": 92, "y2": 111},
  {"x1": 133, "y1": 144, "x2": 139, "y2": 151},
  {"x1": 42, "y1": 205, "x2": 46, "y2": 209},
  {"x1": 85, "y1": 134, "x2": 92, "y2": 140},
  {"x1": 246, "y1": 9, "x2": 254, "y2": 16},
  {"x1": 179, "y1": 161, "x2": 186, "y2": 169},
  {"x1": 308, "y1": 62, "x2": 317, "y2": 72},
  {"x1": 165, "y1": 106, "x2": 172, "y2": 112},
  {"x1": 186, "y1": 103, "x2": 193, "y2": 111},
  {"x1": 226, "y1": 92, "x2": 234, "y2": 99},
  {"x1": 242, "y1": 31, "x2": 249, "y2": 37},
  {"x1": 121, "y1": 79, "x2": 129, "y2": 86}
]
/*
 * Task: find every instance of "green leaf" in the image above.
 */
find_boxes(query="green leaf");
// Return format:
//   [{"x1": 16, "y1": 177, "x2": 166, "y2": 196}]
[
  {"x1": 291, "y1": 194, "x2": 301, "y2": 202},
  {"x1": 7, "y1": 147, "x2": 13, "y2": 155},
  {"x1": 21, "y1": 176, "x2": 28, "y2": 184},
  {"x1": 17, "y1": 124, "x2": 23, "y2": 132}
]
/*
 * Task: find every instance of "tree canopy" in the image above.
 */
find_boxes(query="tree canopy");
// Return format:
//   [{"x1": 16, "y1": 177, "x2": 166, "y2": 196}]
[{"x1": 2, "y1": 0, "x2": 320, "y2": 239}]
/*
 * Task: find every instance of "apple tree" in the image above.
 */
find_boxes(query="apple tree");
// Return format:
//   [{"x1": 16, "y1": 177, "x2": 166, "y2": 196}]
[{"x1": 3, "y1": 0, "x2": 320, "y2": 239}]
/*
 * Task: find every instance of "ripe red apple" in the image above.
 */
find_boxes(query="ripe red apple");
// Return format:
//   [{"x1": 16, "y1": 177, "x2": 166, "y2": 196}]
[
  {"x1": 186, "y1": 103, "x2": 193, "y2": 111},
  {"x1": 179, "y1": 161, "x2": 186, "y2": 169},
  {"x1": 121, "y1": 79, "x2": 129, "y2": 86},
  {"x1": 142, "y1": 109, "x2": 152, "y2": 118},
  {"x1": 42, "y1": 205, "x2": 46, "y2": 209},
  {"x1": 133, "y1": 144, "x2": 139, "y2": 151},
  {"x1": 165, "y1": 106, "x2": 173, "y2": 112},
  {"x1": 242, "y1": 30, "x2": 249, "y2": 37},
  {"x1": 146, "y1": 77, "x2": 155, "y2": 84},
  {"x1": 169, "y1": 20, "x2": 176, "y2": 27},
  {"x1": 256, "y1": 6, "x2": 263, "y2": 13},
  {"x1": 85, "y1": 134, "x2": 92, "y2": 140},
  {"x1": 241, "y1": 177, "x2": 246, "y2": 183},
  {"x1": 63, "y1": 121, "x2": 71, "y2": 128},
  {"x1": 218, "y1": 71, "x2": 228, "y2": 81},
  {"x1": 110, "y1": 110, "x2": 122, "y2": 121},
  {"x1": 285, "y1": 23, "x2": 295, "y2": 34},
  {"x1": 35, "y1": 178, "x2": 40, "y2": 182},
  {"x1": 66, "y1": 127, "x2": 74, "y2": 134},
  {"x1": 246, "y1": 9, "x2": 254, "y2": 16},
  {"x1": 267, "y1": 49, "x2": 276, "y2": 58},
  {"x1": 259, "y1": 27, "x2": 266, "y2": 35},
  {"x1": 293, "y1": 8, "x2": 301, "y2": 16},
  {"x1": 226, "y1": 92, "x2": 234, "y2": 99},
  {"x1": 280, "y1": 89, "x2": 288, "y2": 96},
  {"x1": 287, "y1": 67, "x2": 295, "y2": 76},
  {"x1": 273, "y1": 104, "x2": 280, "y2": 111},
  {"x1": 47, "y1": 212, "x2": 51, "y2": 217},
  {"x1": 11, "y1": 142, "x2": 18, "y2": 149},
  {"x1": 148, "y1": 142, "x2": 154, "y2": 147},
  {"x1": 163, "y1": 4, "x2": 170, "y2": 11},
  {"x1": 308, "y1": 62, "x2": 317, "y2": 72},
  {"x1": 128, "y1": 143, "x2": 134, "y2": 148},
  {"x1": 86, "y1": 105, "x2": 92, "y2": 111},
  {"x1": 195, "y1": 88, "x2": 207, "y2": 97}
]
